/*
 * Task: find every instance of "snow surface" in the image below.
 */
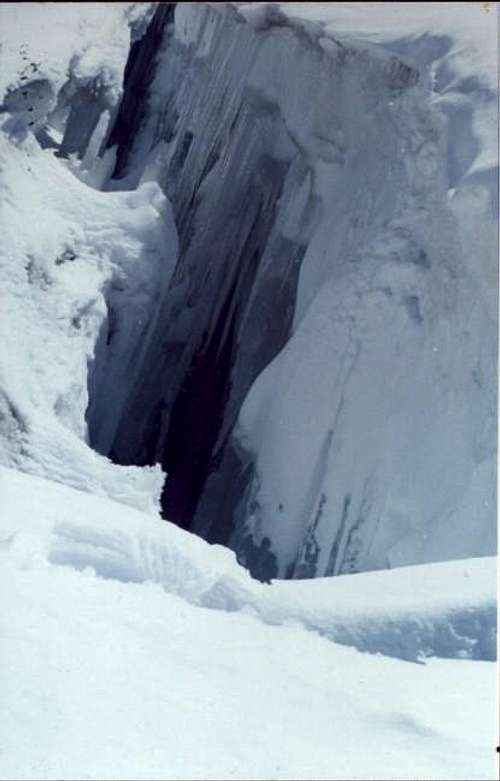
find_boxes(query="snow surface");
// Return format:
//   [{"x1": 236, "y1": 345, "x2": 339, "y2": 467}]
[
  {"x1": 0, "y1": 2, "x2": 178, "y2": 513},
  {"x1": 0, "y1": 466, "x2": 497, "y2": 780},
  {"x1": 0, "y1": 117, "x2": 177, "y2": 512},
  {"x1": 0, "y1": 3, "x2": 149, "y2": 106},
  {"x1": 278, "y1": 2, "x2": 499, "y2": 173}
]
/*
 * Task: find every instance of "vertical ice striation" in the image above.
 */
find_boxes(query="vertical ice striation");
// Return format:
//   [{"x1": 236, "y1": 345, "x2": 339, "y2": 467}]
[
  {"x1": 85, "y1": 3, "x2": 496, "y2": 580},
  {"x1": 91, "y1": 3, "x2": 329, "y2": 528}
]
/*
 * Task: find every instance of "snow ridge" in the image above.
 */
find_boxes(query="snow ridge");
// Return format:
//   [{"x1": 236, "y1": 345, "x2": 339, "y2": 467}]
[{"x1": 2, "y1": 467, "x2": 496, "y2": 664}]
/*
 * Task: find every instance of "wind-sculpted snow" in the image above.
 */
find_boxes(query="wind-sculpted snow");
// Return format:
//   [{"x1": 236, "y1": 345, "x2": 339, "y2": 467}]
[
  {"x1": 2, "y1": 467, "x2": 495, "y2": 665},
  {"x1": 1, "y1": 466, "x2": 497, "y2": 779}
]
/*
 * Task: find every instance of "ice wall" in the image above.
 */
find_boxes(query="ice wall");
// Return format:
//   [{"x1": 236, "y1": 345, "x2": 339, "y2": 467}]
[{"x1": 87, "y1": 3, "x2": 496, "y2": 579}]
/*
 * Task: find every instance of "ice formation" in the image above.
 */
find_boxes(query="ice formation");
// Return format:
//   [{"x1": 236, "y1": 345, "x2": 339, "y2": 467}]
[
  {"x1": 0, "y1": 3, "x2": 497, "y2": 579},
  {"x1": 93, "y1": 4, "x2": 495, "y2": 579},
  {"x1": 0, "y1": 5, "x2": 497, "y2": 779}
]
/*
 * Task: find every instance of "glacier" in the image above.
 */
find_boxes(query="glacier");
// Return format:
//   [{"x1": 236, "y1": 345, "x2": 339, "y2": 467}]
[
  {"x1": 82, "y1": 3, "x2": 495, "y2": 579},
  {"x1": 0, "y1": 3, "x2": 498, "y2": 780},
  {"x1": 0, "y1": 2, "x2": 497, "y2": 578}
]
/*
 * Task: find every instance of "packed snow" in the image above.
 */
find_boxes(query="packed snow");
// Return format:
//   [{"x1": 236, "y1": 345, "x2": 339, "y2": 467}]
[
  {"x1": 0, "y1": 3, "x2": 497, "y2": 780},
  {"x1": 0, "y1": 466, "x2": 497, "y2": 780}
]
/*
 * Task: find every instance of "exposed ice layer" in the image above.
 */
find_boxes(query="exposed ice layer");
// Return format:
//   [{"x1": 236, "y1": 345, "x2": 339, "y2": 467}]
[
  {"x1": 233, "y1": 12, "x2": 498, "y2": 578},
  {"x1": 1, "y1": 466, "x2": 496, "y2": 665},
  {"x1": 2, "y1": 3, "x2": 495, "y2": 583},
  {"x1": 92, "y1": 4, "x2": 425, "y2": 545},
  {"x1": 89, "y1": 2, "x2": 497, "y2": 580},
  {"x1": 96, "y1": 3, "x2": 320, "y2": 528}
]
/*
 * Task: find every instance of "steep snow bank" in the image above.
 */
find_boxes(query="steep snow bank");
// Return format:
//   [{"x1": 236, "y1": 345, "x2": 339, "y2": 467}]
[{"x1": 0, "y1": 127, "x2": 177, "y2": 512}]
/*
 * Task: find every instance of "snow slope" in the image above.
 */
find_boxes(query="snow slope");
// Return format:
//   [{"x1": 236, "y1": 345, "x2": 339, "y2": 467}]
[
  {"x1": 0, "y1": 3, "x2": 180, "y2": 513},
  {"x1": 0, "y1": 466, "x2": 497, "y2": 781},
  {"x1": 0, "y1": 3, "x2": 152, "y2": 106},
  {"x1": 1, "y1": 465, "x2": 496, "y2": 663},
  {"x1": 0, "y1": 112, "x2": 177, "y2": 512}
]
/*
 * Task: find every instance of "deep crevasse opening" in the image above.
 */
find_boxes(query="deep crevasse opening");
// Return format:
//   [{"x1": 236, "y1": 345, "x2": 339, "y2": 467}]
[{"x1": 1, "y1": 2, "x2": 496, "y2": 582}]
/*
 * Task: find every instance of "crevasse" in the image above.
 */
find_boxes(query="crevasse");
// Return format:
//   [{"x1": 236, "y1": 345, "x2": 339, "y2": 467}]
[{"x1": 65, "y1": 4, "x2": 496, "y2": 580}]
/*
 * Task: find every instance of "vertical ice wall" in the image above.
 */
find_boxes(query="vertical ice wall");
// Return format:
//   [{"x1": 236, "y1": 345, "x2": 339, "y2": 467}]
[{"x1": 86, "y1": 3, "x2": 496, "y2": 579}]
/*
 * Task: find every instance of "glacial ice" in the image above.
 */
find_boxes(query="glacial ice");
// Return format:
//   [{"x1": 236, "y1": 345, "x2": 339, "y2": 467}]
[
  {"x1": 0, "y1": 3, "x2": 497, "y2": 580},
  {"x1": 0, "y1": 5, "x2": 497, "y2": 779},
  {"x1": 88, "y1": 3, "x2": 496, "y2": 579}
]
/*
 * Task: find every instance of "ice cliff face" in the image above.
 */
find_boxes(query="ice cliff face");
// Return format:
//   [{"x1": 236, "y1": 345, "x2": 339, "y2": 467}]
[
  {"x1": 2, "y1": 3, "x2": 497, "y2": 581},
  {"x1": 91, "y1": 3, "x2": 496, "y2": 579}
]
